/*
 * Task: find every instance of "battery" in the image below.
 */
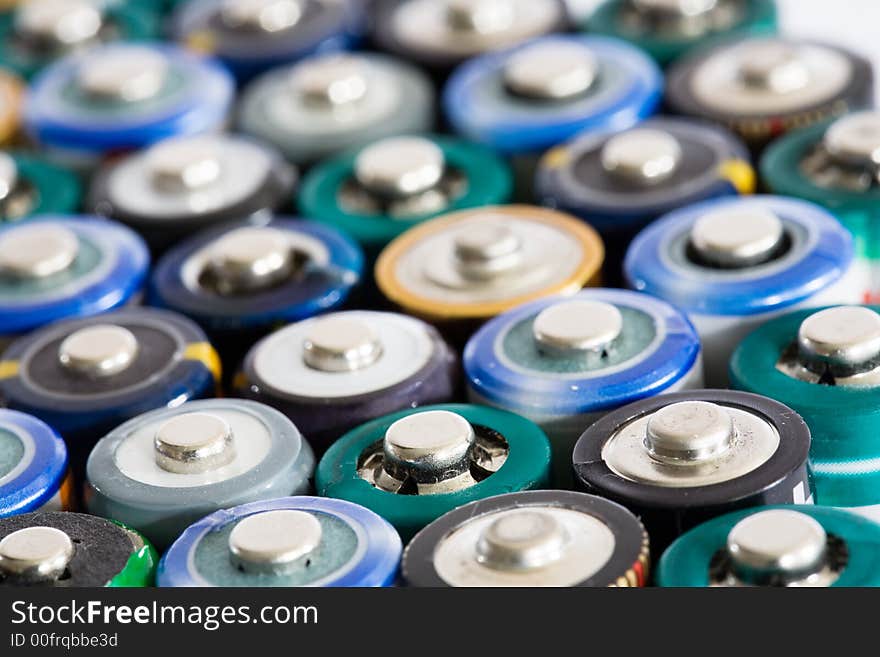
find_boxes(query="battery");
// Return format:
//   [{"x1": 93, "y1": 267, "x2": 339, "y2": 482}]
[
  {"x1": 0, "y1": 409, "x2": 70, "y2": 518},
  {"x1": 24, "y1": 42, "x2": 235, "y2": 170},
  {"x1": 86, "y1": 399, "x2": 315, "y2": 549},
  {"x1": 761, "y1": 112, "x2": 880, "y2": 303},
  {"x1": 573, "y1": 389, "x2": 814, "y2": 552},
  {"x1": 236, "y1": 310, "x2": 457, "y2": 455},
  {"x1": 0, "y1": 0, "x2": 159, "y2": 79},
  {"x1": 464, "y1": 288, "x2": 703, "y2": 487},
  {"x1": 158, "y1": 496, "x2": 401, "y2": 587},
  {"x1": 87, "y1": 133, "x2": 297, "y2": 254},
  {"x1": 0, "y1": 511, "x2": 157, "y2": 587},
  {"x1": 0, "y1": 151, "x2": 81, "y2": 222},
  {"x1": 372, "y1": 0, "x2": 569, "y2": 78},
  {"x1": 657, "y1": 505, "x2": 880, "y2": 587},
  {"x1": 624, "y1": 195, "x2": 859, "y2": 387},
  {"x1": 587, "y1": 0, "x2": 777, "y2": 67},
  {"x1": 238, "y1": 52, "x2": 435, "y2": 167},
  {"x1": 0, "y1": 69, "x2": 22, "y2": 146},
  {"x1": 666, "y1": 36, "x2": 874, "y2": 154},
  {"x1": 0, "y1": 215, "x2": 150, "y2": 346},
  {"x1": 172, "y1": 0, "x2": 365, "y2": 83},
  {"x1": 374, "y1": 204, "x2": 604, "y2": 345},
  {"x1": 315, "y1": 403, "x2": 552, "y2": 541},
  {"x1": 0, "y1": 308, "x2": 221, "y2": 493},
  {"x1": 730, "y1": 305, "x2": 880, "y2": 521},
  {"x1": 536, "y1": 117, "x2": 754, "y2": 285},
  {"x1": 403, "y1": 490, "x2": 649, "y2": 587},
  {"x1": 298, "y1": 135, "x2": 512, "y2": 258}
]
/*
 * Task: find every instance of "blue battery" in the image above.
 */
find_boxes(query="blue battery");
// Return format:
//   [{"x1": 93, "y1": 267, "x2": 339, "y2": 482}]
[
  {"x1": 464, "y1": 288, "x2": 702, "y2": 486},
  {"x1": 0, "y1": 215, "x2": 149, "y2": 341},
  {"x1": 0, "y1": 409, "x2": 69, "y2": 518},
  {"x1": 157, "y1": 496, "x2": 401, "y2": 587},
  {"x1": 624, "y1": 195, "x2": 859, "y2": 386},
  {"x1": 442, "y1": 35, "x2": 662, "y2": 156},
  {"x1": 24, "y1": 42, "x2": 234, "y2": 164},
  {"x1": 172, "y1": 0, "x2": 365, "y2": 83}
]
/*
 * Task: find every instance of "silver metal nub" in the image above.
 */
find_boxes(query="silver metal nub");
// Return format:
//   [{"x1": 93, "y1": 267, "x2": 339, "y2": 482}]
[
  {"x1": 382, "y1": 410, "x2": 475, "y2": 484},
  {"x1": 727, "y1": 509, "x2": 827, "y2": 585},
  {"x1": 291, "y1": 53, "x2": 369, "y2": 107},
  {"x1": 453, "y1": 220, "x2": 524, "y2": 280},
  {"x1": 690, "y1": 206, "x2": 784, "y2": 268},
  {"x1": 58, "y1": 324, "x2": 139, "y2": 378},
  {"x1": 0, "y1": 152, "x2": 18, "y2": 203},
  {"x1": 504, "y1": 41, "x2": 598, "y2": 100},
  {"x1": 220, "y1": 0, "x2": 303, "y2": 33},
  {"x1": 146, "y1": 136, "x2": 223, "y2": 193},
  {"x1": 354, "y1": 137, "x2": 445, "y2": 199},
  {"x1": 532, "y1": 300, "x2": 623, "y2": 358},
  {"x1": 798, "y1": 306, "x2": 880, "y2": 371},
  {"x1": 16, "y1": 0, "x2": 102, "y2": 47},
  {"x1": 632, "y1": 0, "x2": 718, "y2": 18},
  {"x1": 601, "y1": 129, "x2": 683, "y2": 185},
  {"x1": 446, "y1": 0, "x2": 515, "y2": 34},
  {"x1": 207, "y1": 227, "x2": 294, "y2": 294},
  {"x1": 302, "y1": 315, "x2": 384, "y2": 372},
  {"x1": 645, "y1": 401, "x2": 734, "y2": 464},
  {"x1": 738, "y1": 42, "x2": 810, "y2": 94},
  {"x1": 824, "y1": 111, "x2": 880, "y2": 169},
  {"x1": 228, "y1": 510, "x2": 322, "y2": 575},
  {"x1": 475, "y1": 510, "x2": 567, "y2": 571},
  {"x1": 154, "y1": 412, "x2": 237, "y2": 475},
  {"x1": 78, "y1": 47, "x2": 169, "y2": 102},
  {"x1": 0, "y1": 526, "x2": 75, "y2": 581},
  {"x1": 0, "y1": 224, "x2": 79, "y2": 279}
]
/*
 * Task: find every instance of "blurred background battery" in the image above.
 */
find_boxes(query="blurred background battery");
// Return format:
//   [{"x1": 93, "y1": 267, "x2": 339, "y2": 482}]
[
  {"x1": 0, "y1": 308, "x2": 221, "y2": 496},
  {"x1": 172, "y1": 0, "x2": 365, "y2": 83},
  {"x1": 238, "y1": 52, "x2": 434, "y2": 168},
  {"x1": 536, "y1": 117, "x2": 754, "y2": 285},
  {"x1": 374, "y1": 205, "x2": 604, "y2": 346},
  {"x1": 0, "y1": 409, "x2": 70, "y2": 518},
  {"x1": 573, "y1": 390, "x2": 813, "y2": 552},
  {"x1": 443, "y1": 35, "x2": 662, "y2": 198},
  {"x1": 0, "y1": 69, "x2": 22, "y2": 146},
  {"x1": 87, "y1": 133, "x2": 297, "y2": 254},
  {"x1": 624, "y1": 195, "x2": 858, "y2": 386},
  {"x1": 404, "y1": 490, "x2": 648, "y2": 587},
  {"x1": 236, "y1": 310, "x2": 457, "y2": 455},
  {"x1": 298, "y1": 135, "x2": 512, "y2": 260},
  {"x1": 666, "y1": 36, "x2": 874, "y2": 154},
  {"x1": 586, "y1": 0, "x2": 777, "y2": 67},
  {"x1": 372, "y1": 0, "x2": 569, "y2": 79},
  {"x1": 0, "y1": 215, "x2": 149, "y2": 350},
  {"x1": 148, "y1": 217, "x2": 363, "y2": 377},
  {"x1": 23, "y1": 42, "x2": 235, "y2": 170},
  {"x1": 86, "y1": 399, "x2": 314, "y2": 549},
  {"x1": 158, "y1": 496, "x2": 401, "y2": 587},
  {"x1": 762, "y1": 111, "x2": 880, "y2": 303},
  {"x1": 0, "y1": 151, "x2": 81, "y2": 222},
  {"x1": 316, "y1": 404, "x2": 551, "y2": 540},
  {"x1": 464, "y1": 288, "x2": 702, "y2": 487},
  {"x1": 0, "y1": 512, "x2": 157, "y2": 587},
  {"x1": 0, "y1": 0, "x2": 159, "y2": 80},
  {"x1": 657, "y1": 506, "x2": 880, "y2": 587},
  {"x1": 730, "y1": 305, "x2": 880, "y2": 521}
]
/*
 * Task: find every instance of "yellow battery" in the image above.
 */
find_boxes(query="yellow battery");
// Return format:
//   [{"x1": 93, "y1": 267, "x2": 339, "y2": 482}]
[{"x1": 0, "y1": 70, "x2": 22, "y2": 145}]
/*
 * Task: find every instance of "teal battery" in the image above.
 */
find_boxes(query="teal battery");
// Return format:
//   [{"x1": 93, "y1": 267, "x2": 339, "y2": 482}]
[
  {"x1": 0, "y1": 215, "x2": 149, "y2": 350},
  {"x1": 730, "y1": 305, "x2": 880, "y2": 521},
  {"x1": 0, "y1": 0, "x2": 160, "y2": 79},
  {"x1": 158, "y1": 496, "x2": 401, "y2": 587},
  {"x1": 171, "y1": 0, "x2": 365, "y2": 83},
  {"x1": 85, "y1": 399, "x2": 315, "y2": 550},
  {"x1": 23, "y1": 42, "x2": 235, "y2": 171},
  {"x1": 238, "y1": 51, "x2": 435, "y2": 167},
  {"x1": 0, "y1": 151, "x2": 81, "y2": 223},
  {"x1": 624, "y1": 195, "x2": 860, "y2": 386},
  {"x1": 657, "y1": 506, "x2": 880, "y2": 587},
  {"x1": 464, "y1": 288, "x2": 703, "y2": 487},
  {"x1": 87, "y1": 133, "x2": 297, "y2": 254},
  {"x1": 0, "y1": 409, "x2": 69, "y2": 518}
]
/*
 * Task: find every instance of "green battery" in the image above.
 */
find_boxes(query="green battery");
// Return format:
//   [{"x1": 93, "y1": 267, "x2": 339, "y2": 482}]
[
  {"x1": 0, "y1": 511, "x2": 157, "y2": 587},
  {"x1": 298, "y1": 135, "x2": 513, "y2": 257},
  {"x1": 315, "y1": 404, "x2": 552, "y2": 541},
  {"x1": 587, "y1": 0, "x2": 777, "y2": 67},
  {"x1": 657, "y1": 505, "x2": 880, "y2": 587},
  {"x1": 761, "y1": 112, "x2": 880, "y2": 303},
  {"x1": 0, "y1": 152, "x2": 81, "y2": 223},
  {"x1": 730, "y1": 305, "x2": 880, "y2": 516},
  {"x1": 0, "y1": 0, "x2": 159, "y2": 79}
]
